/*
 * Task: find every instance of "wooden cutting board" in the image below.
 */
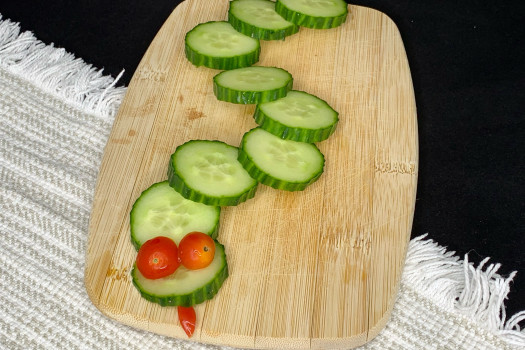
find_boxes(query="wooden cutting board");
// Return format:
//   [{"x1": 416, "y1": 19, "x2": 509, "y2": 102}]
[{"x1": 84, "y1": 1, "x2": 418, "y2": 348}]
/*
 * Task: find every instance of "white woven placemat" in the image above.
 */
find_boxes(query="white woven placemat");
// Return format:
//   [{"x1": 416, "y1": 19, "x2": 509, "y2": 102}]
[{"x1": 0, "y1": 15, "x2": 523, "y2": 350}]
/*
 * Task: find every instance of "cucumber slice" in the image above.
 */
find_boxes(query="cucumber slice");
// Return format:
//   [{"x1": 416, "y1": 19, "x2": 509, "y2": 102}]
[
  {"x1": 168, "y1": 140, "x2": 258, "y2": 206},
  {"x1": 275, "y1": 0, "x2": 348, "y2": 29},
  {"x1": 254, "y1": 90, "x2": 339, "y2": 142},
  {"x1": 238, "y1": 128, "x2": 325, "y2": 191},
  {"x1": 132, "y1": 240, "x2": 228, "y2": 307},
  {"x1": 228, "y1": 0, "x2": 299, "y2": 40},
  {"x1": 185, "y1": 21, "x2": 260, "y2": 69},
  {"x1": 213, "y1": 66, "x2": 293, "y2": 104},
  {"x1": 130, "y1": 181, "x2": 220, "y2": 250}
]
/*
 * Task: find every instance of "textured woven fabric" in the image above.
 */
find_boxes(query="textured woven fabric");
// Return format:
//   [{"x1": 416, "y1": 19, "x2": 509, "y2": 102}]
[{"x1": 0, "y1": 15, "x2": 523, "y2": 350}]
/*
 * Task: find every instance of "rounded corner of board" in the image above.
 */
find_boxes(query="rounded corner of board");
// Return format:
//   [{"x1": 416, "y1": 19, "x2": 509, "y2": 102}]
[
  {"x1": 83, "y1": 275, "x2": 100, "y2": 309},
  {"x1": 351, "y1": 4, "x2": 402, "y2": 32},
  {"x1": 366, "y1": 308, "x2": 395, "y2": 343}
]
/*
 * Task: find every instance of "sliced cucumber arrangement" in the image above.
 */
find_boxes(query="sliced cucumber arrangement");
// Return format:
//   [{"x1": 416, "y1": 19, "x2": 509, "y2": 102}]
[
  {"x1": 213, "y1": 66, "x2": 293, "y2": 104},
  {"x1": 275, "y1": 0, "x2": 348, "y2": 29},
  {"x1": 228, "y1": 0, "x2": 299, "y2": 40},
  {"x1": 132, "y1": 240, "x2": 228, "y2": 307},
  {"x1": 238, "y1": 127, "x2": 325, "y2": 191},
  {"x1": 130, "y1": 181, "x2": 220, "y2": 250},
  {"x1": 254, "y1": 90, "x2": 339, "y2": 142},
  {"x1": 168, "y1": 140, "x2": 258, "y2": 206},
  {"x1": 131, "y1": 3, "x2": 346, "y2": 327},
  {"x1": 185, "y1": 21, "x2": 260, "y2": 69}
]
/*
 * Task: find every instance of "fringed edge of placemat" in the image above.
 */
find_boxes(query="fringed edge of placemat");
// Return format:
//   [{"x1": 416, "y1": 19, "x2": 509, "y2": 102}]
[
  {"x1": 0, "y1": 14, "x2": 126, "y2": 119},
  {"x1": 404, "y1": 235, "x2": 525, "y2": 348}
]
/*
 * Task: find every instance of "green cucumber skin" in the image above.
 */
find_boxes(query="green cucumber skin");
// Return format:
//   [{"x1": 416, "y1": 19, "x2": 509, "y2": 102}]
[
  {"x1": 129, "y1": 181, "x2": 221, "y2": 251},
  {"x1": 253, "y1": 105, "x2": 338, "y2": 143},
  {"x1": 228, "y1": 5, "x2": 299, "y2": 40},
  {"x1": 184, "y1": 22, "x2": 261, "y2": 70},
  {"x1": 238, "y1": 131, "x2": 325, "y2": 191},
  {"x1": 131, "y1": 242, "x2": 229, "y2": 307},
  {"x1": 185, "y1": 44, "x2": 260, "y2": 70},
  {"x1": 213, "y1": 73, "x2": 293, "y2": 104},
  {"x1": 213, "y1": 83, "x2": 292, "y2": 104},
  {"x1": 238, "y1": 148, "x2": 323, "y2": 191},
  {"x1": 167, "y1": 143, "x2": 258, "y2": 206},
  {"x1": 275, "y1": 1, "x2": 348, "y2": 29}
]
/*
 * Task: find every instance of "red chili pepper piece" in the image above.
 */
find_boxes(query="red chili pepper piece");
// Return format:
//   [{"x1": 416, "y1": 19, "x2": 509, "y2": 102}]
[{"x1": 177, "y1": 306, "x2": 196, "y2": 338}]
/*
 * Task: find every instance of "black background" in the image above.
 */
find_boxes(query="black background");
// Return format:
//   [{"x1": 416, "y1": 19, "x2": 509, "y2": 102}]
[{"x1": 2, "y1": 1, "x2": 523, "y2": 318}]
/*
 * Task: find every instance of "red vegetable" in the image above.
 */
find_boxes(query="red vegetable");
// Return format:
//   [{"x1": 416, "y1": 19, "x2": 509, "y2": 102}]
[
  {"x1": 177, "y1": 306, "x2": 196, "y2": 338},
  {"x1": 136, "y1": 236, "x2": 180, "y2": 279},
  {"x1": 178, "y1": 232, "x2": 216, "y2": 270}
]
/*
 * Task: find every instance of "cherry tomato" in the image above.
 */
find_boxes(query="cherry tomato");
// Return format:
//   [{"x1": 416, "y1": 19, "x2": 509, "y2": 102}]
[
  {"x1": 177, "y1": 306, "x2": 196, "y2": 338},
  {"x1": 136, "y1": 236, "x2": 180, "y2": 279},
  {"x1": 178, "y1": 232, "x2": 216, "y2": 270}
]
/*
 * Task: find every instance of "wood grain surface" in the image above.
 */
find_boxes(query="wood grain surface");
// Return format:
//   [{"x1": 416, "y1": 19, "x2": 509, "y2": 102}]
[{"x1": 84, "y1": 0, "x2": 418, "y2": 348}]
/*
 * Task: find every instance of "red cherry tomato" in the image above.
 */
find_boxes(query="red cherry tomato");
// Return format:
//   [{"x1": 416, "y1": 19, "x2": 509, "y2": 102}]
[
  {"x1": 136, "y1": 236, "x2": 180, "y2": 279},
  {"x1": 177, "y1": 306, "x2": 196, "y2": 338},
  {"x1": 178, "y1": 232, "x2": 216, "y2": 270}
]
